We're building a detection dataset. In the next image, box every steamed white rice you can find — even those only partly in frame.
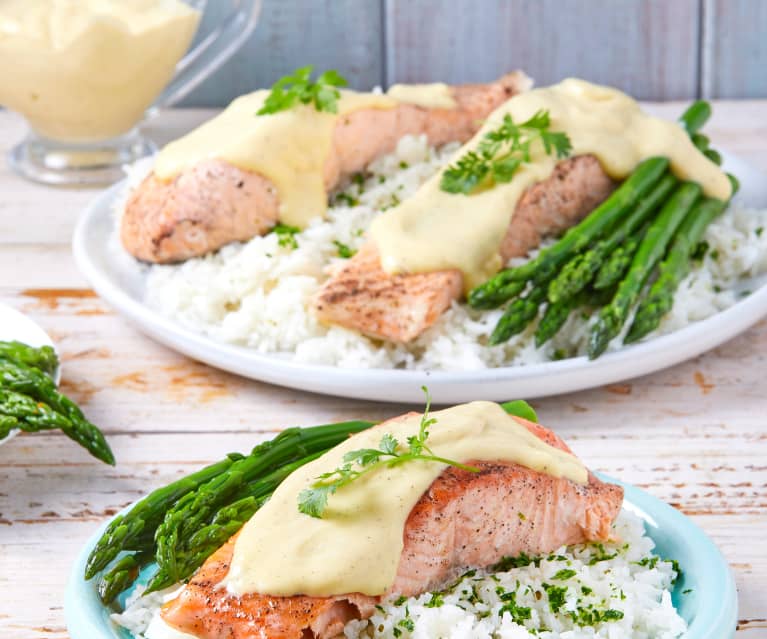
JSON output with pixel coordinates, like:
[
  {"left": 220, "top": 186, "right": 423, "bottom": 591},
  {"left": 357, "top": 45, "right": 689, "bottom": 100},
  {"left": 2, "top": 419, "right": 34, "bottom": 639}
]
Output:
[
  {"left": 124, "top": 135, "right": 767, "bottom": 370},
  {"left": 112, "top": 509, "right": 688, "bottom": 639}
]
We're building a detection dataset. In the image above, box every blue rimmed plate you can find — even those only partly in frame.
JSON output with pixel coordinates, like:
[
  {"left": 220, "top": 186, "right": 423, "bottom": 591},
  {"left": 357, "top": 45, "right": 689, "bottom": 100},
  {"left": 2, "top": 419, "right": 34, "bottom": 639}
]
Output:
[{"left": 65, "top": 474, "right": 737, "bottom": 638}]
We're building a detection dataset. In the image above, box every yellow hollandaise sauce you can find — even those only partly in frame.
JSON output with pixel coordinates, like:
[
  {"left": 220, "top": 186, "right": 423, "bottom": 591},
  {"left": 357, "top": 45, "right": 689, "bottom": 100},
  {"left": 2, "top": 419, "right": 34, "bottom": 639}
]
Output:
[
  {"left": 0, "top": 0, "right": 200, "bottom": 142},
  {"left": 154, "top": 90, "right": 399, "bottom": 227},
  {"left": 369, "top": 78, "right": 731, "bottom": 292},
  {"left": 387, "top": 82, "right": 457, "bottom": 109},
  {"left": 223, "top": 401, "right": 587, "bottom": 598}
]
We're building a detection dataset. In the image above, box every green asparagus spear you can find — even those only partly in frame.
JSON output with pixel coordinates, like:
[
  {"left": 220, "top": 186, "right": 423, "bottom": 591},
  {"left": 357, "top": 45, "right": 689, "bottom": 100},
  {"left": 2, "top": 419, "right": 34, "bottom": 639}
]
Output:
[
  {"left": 548, "top": 173, "right": 678, "bottom": 303},
  {"left": 488, "top": 287, "right": 547, "bottom": 345},
  {"left": 546, "top": 100, "right": 711, "bottom": 305},
  {"left": 97, "top": 552, "right": 152, "bottom": 605},
  {"left": 704, "top": 149, "right": 723, "bottom": 166},
  {"left": 0, "top": 415, "right": 18, "bottom": 439},
  {"left": 588, "top": 182, "right": 702, "bottom": 359},
  {"left": 90, "top": 400, "right": 539, "bottom": 599},
  {"left": 625, "top": 175, "right": 739, "bottom": 343},
  {"left": 85, "top": 421, "right": 373, "bottom": 579},
  {"left": 469, "top": 280, "right": 526, "bottom": 311},
  {"left": 679, "top": 100, "right": 712, "bottom": 136},
  {"left": 147, "top": 452, "right": 325, "bottom": 593},
  {"left": 148, "top": 425, "right": 373, "bottom": 590},
  {"left": 467, "top": 157, "right": 670, "bottom": 309},
  {"left": 85, "top": 454, "right": 240, "bottom": 579},
  {"left": 691, "top": 133, "right": 710, "bottom": 152},
  {"left": 534, "top": 298, "right": 574, "bottom": 347},
  {"left": 0, "top": 340, "right": 58, "bottom": 377},
  {"left": 0, "top": 357, "right": 114, "bottom": 465},
  {"left": 0, "top": 388, "right": 73, "bottom": 430},
  {"left": 593, "top": 230, "right": 643, "bottom": 290},
  {"left": 535, "top": 287, "right": 615, "bottom": 347}
]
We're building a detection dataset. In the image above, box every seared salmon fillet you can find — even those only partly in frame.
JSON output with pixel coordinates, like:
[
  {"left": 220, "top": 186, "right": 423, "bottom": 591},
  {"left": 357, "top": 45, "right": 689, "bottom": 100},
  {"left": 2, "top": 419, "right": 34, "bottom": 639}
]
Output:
[
  {"left": 314, "top": 154, "right": 615, "bottom": 342},
  {"left": 121, "top": 72, "right": 532, "bottom": 263},
  {"left": 160, "top": 416, "right": 623, "bottom": 639}
]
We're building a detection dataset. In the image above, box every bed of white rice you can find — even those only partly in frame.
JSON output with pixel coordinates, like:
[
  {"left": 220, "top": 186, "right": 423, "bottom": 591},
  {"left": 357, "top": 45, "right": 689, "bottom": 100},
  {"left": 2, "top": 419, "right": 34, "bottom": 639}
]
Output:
[
  {"left": 126, "top": 135, "right": 767, "bottom": 370},
  {"left": 112, "top": 509, "right": 687, "bottom": 639}
]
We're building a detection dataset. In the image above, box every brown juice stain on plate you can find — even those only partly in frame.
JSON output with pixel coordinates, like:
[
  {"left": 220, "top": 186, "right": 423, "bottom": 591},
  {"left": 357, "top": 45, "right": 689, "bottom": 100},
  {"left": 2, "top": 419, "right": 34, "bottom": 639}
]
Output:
[{"left": 693, "top": 371, "right": 714, "bottom": 395}]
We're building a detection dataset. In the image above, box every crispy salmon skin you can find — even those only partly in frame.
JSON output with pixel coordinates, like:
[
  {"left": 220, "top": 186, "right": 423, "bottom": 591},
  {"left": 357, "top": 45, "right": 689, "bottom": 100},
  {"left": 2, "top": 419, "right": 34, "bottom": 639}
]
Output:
[{"left": 161, "top": 416, "right": 622, "bottom": 639}]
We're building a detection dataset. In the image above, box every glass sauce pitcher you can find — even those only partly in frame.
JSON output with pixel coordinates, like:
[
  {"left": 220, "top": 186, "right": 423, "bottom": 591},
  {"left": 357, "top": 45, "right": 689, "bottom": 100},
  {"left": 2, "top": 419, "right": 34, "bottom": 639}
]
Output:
[{"left": 0, "top": 0, "right": 262, "bottom": 186}]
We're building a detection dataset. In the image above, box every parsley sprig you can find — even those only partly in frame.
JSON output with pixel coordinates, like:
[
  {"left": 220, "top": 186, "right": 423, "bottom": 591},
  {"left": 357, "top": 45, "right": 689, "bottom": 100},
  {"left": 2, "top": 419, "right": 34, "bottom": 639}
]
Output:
[
  {"left": 297, "top": 387, "right": 479, "bottom": 518},
  {"left": 440, "top": 110, "right": 572, "bottom": 195},
  {"left": 270, "top": 223, "right": 300, "bottom": 249},
  {"left": 257, "top": 65, "right": 348, "bottom": 115}
]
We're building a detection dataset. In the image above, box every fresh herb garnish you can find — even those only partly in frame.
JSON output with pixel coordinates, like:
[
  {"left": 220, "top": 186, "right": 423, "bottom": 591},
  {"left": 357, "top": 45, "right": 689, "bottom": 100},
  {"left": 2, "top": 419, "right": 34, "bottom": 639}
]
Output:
[
  {"left": 568, "top": 606, "right": 625, "bottom": 626},
  {"left": 333, "top": 240, "right": 357, "bottom": 259},
  {"left": 334, "top": 192, "right": 359, "bottom": 207},
  {"left": 497, "top": 589, "right": 532, "bottom": 623},
  {"left": 271, "top": 223, "right": 300, "bottom": 249},
  {"left": 552, "top": 568, "right": 577, "bottom": 580},
  {"left": 587, "top": 543, "right": 618, "bottom": 565},
  {"left": 668, "top": 558, "right": 682, "bottom": 584},
  {"left": 424, "top": 592, "right": 444, "bottom": 608},
  {"left": 440, "top": 110, "right": 572, "bottom": 195},
  {"left": 634, "top": 556, "right": 659, "bottom": 569},
  {"left": 493, "top": 552, "right": 541, "bottom": 572},
  {"left": 382, "top": 192, "right": 401, "bottom": 211},
  {"left": 257, "top": 65, "right": 347, "bottom": 116},
  {"left": 542, "top": 583, "right": 568, "bottom": 613},
  {"left": 691, "top": 240, "right": 709, "bottom": 261},
  {"left": 297, "top": 387, "right": 479, "bottom": 518}
]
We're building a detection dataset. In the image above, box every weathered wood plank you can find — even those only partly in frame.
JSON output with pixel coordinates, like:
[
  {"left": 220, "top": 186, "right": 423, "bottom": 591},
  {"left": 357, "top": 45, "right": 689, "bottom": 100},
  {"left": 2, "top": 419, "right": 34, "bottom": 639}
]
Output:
[
  {"left": 181, "top": 0, "right": 385, "bottom": 107},
  {"left": 384, "top": 0, "right": 700, "bottom": 100},
  {"left": 702, "top": 0, "right": 767, "bottom": 98}
]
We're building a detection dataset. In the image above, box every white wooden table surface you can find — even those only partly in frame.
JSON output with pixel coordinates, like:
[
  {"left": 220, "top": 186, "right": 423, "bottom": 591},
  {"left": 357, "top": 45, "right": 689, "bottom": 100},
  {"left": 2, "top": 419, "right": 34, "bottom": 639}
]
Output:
[{"left": 0, "top": 104, "right": 766, "bottom": 638}]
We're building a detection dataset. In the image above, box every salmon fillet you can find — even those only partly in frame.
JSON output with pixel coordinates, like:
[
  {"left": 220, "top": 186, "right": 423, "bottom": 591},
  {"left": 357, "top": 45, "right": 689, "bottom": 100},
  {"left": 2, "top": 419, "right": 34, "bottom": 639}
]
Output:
[
  {"left": 314, "top": 154, "right": 615, "bottom": 342},
  {"left": 121, "top": 72, "right": 532, "bottom": 263},
  {"left": 160, "top": 416, "right": 623, "bottom": 639}
]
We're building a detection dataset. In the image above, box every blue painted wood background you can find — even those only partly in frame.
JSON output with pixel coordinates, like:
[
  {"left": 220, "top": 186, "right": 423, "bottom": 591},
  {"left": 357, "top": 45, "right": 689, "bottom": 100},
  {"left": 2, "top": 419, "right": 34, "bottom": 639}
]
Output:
[{"left": 181, "top": 0, "right": 767, "bottom": 107}]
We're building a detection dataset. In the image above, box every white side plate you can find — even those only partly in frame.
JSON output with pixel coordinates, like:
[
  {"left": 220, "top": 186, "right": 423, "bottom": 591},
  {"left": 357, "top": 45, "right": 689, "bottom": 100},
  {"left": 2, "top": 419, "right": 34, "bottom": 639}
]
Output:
[
  {"left": 72, "top": 151, "right": 767, "bottom": 404},
  {"left": 0, "top": 303, "right": 59, "bottom": 444}
]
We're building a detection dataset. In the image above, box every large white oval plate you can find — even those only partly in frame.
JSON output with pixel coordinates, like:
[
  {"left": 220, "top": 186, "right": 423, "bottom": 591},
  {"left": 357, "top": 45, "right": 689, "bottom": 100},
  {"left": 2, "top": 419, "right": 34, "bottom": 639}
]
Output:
[{"left": 73, "top": 151, "right": 767, "bottom": 403}]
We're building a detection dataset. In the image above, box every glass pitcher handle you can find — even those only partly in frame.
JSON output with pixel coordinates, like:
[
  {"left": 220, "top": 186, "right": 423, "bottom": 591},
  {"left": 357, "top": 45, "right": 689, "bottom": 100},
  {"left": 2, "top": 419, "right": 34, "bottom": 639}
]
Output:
[{"left": 151, "top": 0, "right": 263, "bottom": 111}]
